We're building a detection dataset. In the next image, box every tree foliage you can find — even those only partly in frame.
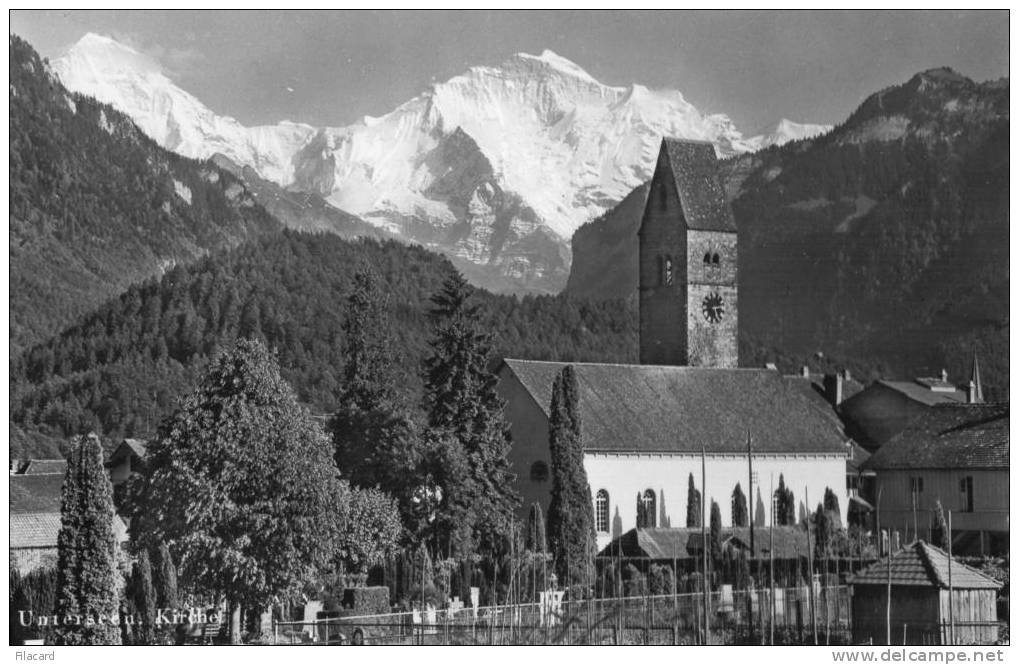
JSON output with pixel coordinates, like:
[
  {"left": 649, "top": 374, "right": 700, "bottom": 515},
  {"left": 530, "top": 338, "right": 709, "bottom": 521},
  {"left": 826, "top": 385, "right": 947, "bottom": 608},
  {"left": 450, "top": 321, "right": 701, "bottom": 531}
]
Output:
[
  {"left": 931, "top": 500, "right": 950, "bottom": 551},
  {"left": 54, "top": 432, "right": 121, "bottom": 645},
  {"left": 546, "top": 365, "right": 596, "bottom": 590},
  {"left": 526, "top": 503, "right": 546, "bottom": 553},
  {"left": 774, "top": 474, "right": 796, "bottom": 526},
  {"left": 126, "top": 339, "right": 341, "bottom": 614},
  {"left": 130, "top": 550, "right": 156, "bottom": 645},
  {"left": 731, "top": 483, "right": 748, "bottom": 527},
  {"left": 335, "top": 485, "right": 403, "bottom": 574},
  {"left": 709, "top": 500, "right": 723, "bottom": 565},
  {"left": 686, "top": 473, "right": 702, "bottom": 528},
  {"left": 422, "top": 272, "right": 519, "bottom": 556}
]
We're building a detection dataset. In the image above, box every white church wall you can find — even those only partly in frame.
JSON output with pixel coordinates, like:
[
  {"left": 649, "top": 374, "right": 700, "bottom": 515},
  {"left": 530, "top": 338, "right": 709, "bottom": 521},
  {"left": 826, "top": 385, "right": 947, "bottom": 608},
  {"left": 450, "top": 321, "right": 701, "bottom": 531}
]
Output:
[{"left": 585, "top": 452, "right": 848, "bottom": 551}]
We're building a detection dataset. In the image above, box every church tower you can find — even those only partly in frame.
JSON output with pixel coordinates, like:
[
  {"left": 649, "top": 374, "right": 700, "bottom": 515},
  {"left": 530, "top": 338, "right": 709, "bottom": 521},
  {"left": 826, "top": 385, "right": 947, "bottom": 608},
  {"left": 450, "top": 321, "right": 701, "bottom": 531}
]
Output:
[{"left": 638, "top": 138, "right": 738, "bottom": 367}]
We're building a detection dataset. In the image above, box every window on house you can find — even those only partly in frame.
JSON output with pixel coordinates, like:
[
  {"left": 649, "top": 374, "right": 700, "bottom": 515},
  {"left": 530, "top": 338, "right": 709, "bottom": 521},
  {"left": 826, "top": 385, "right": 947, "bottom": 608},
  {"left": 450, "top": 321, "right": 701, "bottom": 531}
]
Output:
[
  {"left": 909, "top": 476, "right": 924, "bottom": 494},
  {"left": 664, "top": 256, "right": 674, "bottom": 286},
  {"left": 640, "top": 489, "right": 657, "bottom": 528},
  {"left": 530, "top": 461, "right": 549, "bottom": 482},
  {"left": 595, "top": 490, "right": 610, "bottom": 533},
  {"left": 960, "top": 476, "right": 974, "bottom": 513}
]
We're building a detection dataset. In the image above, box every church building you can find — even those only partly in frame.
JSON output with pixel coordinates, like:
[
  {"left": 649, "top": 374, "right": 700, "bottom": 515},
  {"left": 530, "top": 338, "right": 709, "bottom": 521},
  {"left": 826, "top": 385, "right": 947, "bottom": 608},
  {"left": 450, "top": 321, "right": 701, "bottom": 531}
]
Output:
[{"left": 496, "top": 138, "right": 850, "bottom": 550}]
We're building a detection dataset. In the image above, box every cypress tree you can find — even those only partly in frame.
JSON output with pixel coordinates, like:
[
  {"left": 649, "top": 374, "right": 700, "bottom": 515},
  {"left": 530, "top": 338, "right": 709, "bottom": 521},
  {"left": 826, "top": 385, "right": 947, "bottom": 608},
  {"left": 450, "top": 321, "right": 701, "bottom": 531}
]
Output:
[
  {"left": 755, "top": 488, "right": 767, "bottom": 527},
  {"left": 709, "top": 500, "right": 723, "bottom": 564},
  {"left": 526, "top": 503, "right": 546, "bottom": 553},
  {"left": 422, "top": 272, "right": 518, "bottom": 556},
  {"left": 775, "top": 474, "right": 796, "bottom": 526},
  {"left": 731, "top": 483, "right": 748, "bottom": 527},
  {"left": 823, "top": 486, "right": 842, "bottom": 527},
  {"left": 546, "top": 366, "right": 596, "bottom": 590},
  {"left": 932, "top": 500, "right": 950, "bottom": 550},
  {"left": 54, "top": 433, "right": 121, "bottom": 645},
  {"left": 131, "top": 550, "right": 156, "bottom": 645},
  {"left": 813, "top": 502, "right": 831, "bottom": 562},
  {"left": 686, "top": 473, "right": 702, "bottom": 528}
]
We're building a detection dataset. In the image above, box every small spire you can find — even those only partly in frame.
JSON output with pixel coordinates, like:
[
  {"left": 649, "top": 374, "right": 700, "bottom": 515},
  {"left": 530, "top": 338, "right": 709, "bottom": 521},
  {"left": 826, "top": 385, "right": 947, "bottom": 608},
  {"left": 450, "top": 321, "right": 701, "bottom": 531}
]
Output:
[{"left": 970, "top": 352, "right": 984, "bottom": 403}]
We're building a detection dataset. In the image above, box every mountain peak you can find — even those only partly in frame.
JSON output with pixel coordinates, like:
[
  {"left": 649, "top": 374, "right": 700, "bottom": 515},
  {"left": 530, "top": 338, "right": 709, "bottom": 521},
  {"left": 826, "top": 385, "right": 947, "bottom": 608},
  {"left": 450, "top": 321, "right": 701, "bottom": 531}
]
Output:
[
  {"left": 63, "top": 32, "right": 161, "bottom": 76},
  {"left": 505, "top": 49, "right": 599, "bottom": 84}
]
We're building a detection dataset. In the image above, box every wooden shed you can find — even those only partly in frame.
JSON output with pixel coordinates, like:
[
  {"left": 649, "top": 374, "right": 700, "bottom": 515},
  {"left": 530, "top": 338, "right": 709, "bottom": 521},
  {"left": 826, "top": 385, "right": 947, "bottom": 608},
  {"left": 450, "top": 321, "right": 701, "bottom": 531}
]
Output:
[{"left": 849, "top": 540, "right": 1001, "bottom": 645}]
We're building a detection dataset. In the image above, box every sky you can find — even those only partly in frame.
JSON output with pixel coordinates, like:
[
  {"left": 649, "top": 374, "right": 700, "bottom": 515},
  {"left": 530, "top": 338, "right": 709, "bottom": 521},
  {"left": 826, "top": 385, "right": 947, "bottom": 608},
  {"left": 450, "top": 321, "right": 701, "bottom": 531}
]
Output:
[{"left": 9, "top": 10, "right": 1010, "bottom": 133}]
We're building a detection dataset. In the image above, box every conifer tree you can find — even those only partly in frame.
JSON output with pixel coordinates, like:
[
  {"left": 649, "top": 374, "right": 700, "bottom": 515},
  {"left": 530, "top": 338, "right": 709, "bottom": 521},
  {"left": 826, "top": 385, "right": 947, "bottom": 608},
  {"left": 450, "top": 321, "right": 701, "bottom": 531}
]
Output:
[
  {"left": 686, "top": 473, "right": 702, "bottom": 528},
  {"left": 775, "top": 474, "right": 796, "bottom": 526},
  {"left": 931, "top": 500, "right": 950, "bottom": 550},
  {"left": 131, "top": 550, "right": 156, "bottom": 645},
  {"left": 823, "top": 486, "right": 842, "bottom": 527},
  {"left": 54, "top": 433, "right": 121, "bottom": 645},
  {"left": 709, "top": 500, "right": 723, "bottom": 564},
  {"left": 755, "top": 488, "right": 767, "bottom": 527},
  {"left": 546, "top": 366, "right": 596, "bottom": 590},
  {"left": 422, "top": 272, "right": 518, "bottom": 556},
  {"left": 731, "top": 483, "right": 748, "bottom": 527},
  {"left": 813, "top": 502, "right": 832, "bottom": 562},
  {"left": 526, "top": 503, "right": 546, "bottom": 553}
]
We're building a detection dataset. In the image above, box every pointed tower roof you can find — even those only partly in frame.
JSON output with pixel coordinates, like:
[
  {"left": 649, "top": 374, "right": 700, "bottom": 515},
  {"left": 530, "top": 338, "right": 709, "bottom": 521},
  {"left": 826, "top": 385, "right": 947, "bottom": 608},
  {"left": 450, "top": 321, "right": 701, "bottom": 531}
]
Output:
[
  {"left": 659, "top": 138, "right": 737, "bottom": 232},
  {"left": 970, "top": 352, "right": 984, "bottom": 403}
]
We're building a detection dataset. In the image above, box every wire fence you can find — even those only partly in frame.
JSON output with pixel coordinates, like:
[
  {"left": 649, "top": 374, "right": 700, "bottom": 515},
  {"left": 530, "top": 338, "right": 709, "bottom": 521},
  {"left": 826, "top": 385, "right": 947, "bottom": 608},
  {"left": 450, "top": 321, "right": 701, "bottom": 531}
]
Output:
[{"left": 273, "top": 585, "right": 853, "bottom": 645}]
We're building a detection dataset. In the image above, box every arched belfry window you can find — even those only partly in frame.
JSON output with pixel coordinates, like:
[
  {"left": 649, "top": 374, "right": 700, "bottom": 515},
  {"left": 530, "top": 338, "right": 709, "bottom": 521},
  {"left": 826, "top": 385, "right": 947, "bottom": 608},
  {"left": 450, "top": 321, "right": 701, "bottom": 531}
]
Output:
[
  {"left": 712, "top": 253, "right": 720, "bottom": 265},
  {"left": 663, "top": 256, "right": 674, "bottom": 286},
  {"left": 595, "top": 490, "right": 610, "bottom": 533},
  {"left": 640, "top": 489, "right": 657, "bottom": 528},
  {"left": 703, "top": 252, "right": 712, "bottom": 264}
]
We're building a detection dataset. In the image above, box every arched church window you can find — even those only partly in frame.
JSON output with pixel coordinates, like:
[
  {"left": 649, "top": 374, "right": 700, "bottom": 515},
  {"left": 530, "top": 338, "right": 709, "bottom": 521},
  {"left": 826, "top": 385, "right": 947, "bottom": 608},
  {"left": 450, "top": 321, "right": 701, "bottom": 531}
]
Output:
[
  {"left": 595, "top": 490, "right": 610, "bottom": 533},
  {"left": 712, "top": 253, "right": 720, "bottom": 265},
  {"left": 640, "top": 489, "right": 657, "bottom": 528},
  {"left": 664, "top": 256, "right": 674, "bottom": 286},
  {"left": 703, "top": 252, "right": 712, "bottom": 264},
  {"left": 530, "top": 461, "right": 549, "bottom": 482}
]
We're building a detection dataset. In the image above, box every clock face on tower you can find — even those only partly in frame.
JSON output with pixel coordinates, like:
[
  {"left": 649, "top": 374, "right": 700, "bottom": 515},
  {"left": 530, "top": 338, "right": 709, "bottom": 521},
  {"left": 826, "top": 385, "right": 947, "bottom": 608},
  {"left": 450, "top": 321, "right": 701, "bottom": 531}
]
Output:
[{"left": 701, "top": 292, "right": 725, "bottom": 323}]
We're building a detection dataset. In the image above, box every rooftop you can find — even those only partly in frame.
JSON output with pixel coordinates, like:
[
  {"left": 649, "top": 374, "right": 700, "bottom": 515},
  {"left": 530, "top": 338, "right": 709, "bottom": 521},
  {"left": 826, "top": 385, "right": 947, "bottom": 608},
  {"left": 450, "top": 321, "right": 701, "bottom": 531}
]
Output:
[
  {"left": 850, "top": 540, "right": 1001, "bottom": 589},
  {"left": 500, "top": 359, "right": 847, "bottom": 455},
  {"left": 599, "top": 526, "right": 810, "bottom": 560},
  {"left": 864, "top": 403, "right": 1008, "bottom": 470},
  {"left": 662, "top": 138, "right": 737, "bottom": 233}
]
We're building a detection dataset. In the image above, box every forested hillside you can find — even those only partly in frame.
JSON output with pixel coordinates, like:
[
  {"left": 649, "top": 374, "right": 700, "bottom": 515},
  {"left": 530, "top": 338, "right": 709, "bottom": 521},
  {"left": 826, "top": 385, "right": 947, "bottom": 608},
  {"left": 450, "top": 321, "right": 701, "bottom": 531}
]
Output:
[
  {"left": 9, "top": 35, "right": 280, "bottom": 353},
  {"left": 567, "top": 68, "right": 1009, "bottom": 397},
  {"left": 11, "top": 232, "right": 636, "bottom": 456}
]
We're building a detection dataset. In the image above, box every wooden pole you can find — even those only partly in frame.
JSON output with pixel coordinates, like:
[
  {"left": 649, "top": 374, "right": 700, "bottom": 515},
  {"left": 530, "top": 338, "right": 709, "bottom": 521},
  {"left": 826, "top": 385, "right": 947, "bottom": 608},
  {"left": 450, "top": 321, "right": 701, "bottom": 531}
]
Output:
[
  {"left": 805, "top": 486, "right": 817, "bottom": 645},
  {"left": 770, "top": 473, "right": 776, "bottom": 646},
  {"left": 701, "top": 446, "right": 710, "bottom": 645},
  {"left": 947, "top": 511, "right": 955, "bottom": 646},
  {"left": 746, "top": 430, "right": 755, "bottom": 643}
]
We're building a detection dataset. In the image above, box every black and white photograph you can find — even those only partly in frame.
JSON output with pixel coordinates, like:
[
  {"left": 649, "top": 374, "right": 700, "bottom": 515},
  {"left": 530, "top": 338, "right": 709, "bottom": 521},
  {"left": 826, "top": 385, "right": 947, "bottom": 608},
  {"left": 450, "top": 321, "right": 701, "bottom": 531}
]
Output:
[{"left": 6, "top": 9, "right": 1010, "bottom": 655}]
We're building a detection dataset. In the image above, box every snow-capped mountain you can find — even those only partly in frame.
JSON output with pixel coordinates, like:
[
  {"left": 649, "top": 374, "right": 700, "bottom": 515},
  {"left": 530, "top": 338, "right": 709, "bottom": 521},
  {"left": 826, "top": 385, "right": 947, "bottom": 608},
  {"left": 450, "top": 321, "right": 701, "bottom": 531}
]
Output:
[
  {"left": 53, "top": 33, "right": 824, "bottom": 293},
  {"left": 744, "top": 118, "right": 832, "bottom": 150}
]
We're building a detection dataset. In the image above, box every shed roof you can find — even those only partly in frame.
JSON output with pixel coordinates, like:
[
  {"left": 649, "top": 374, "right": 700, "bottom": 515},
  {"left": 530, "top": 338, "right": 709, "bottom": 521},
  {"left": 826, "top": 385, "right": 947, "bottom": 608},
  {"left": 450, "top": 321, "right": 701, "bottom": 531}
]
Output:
[
  {"left": 20, "top": 459, "right": 67, "bottom": 475},
  {"left": 661, "top": 138, "right": 736, "bottom": 233},
  {"left": 850, "top": 541, "right": 1001, "bottom": 590},
  {"left": 10, "top": 474, "right": 64, "bottom": 513},
  {"left": 864, "top": 403, "right": 1008, "bottom": 470},
  {"left": 109, "top": 438, "right": 148, "bottom": 465},
  {"left": 499, "top": 359, "right": 847, "bottom": 455},
  {"left": 599, "top": 526, "right": 810, "bottom": 560}
]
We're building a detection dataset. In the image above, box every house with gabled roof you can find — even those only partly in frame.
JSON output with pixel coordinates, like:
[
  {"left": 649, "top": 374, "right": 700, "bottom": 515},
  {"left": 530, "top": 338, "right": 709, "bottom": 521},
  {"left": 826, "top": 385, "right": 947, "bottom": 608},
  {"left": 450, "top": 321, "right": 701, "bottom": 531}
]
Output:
[
  {"left": 863, "top": 403, "right": 1008, "bottom": 556},
  {"left": 850, "top": 540, "right": 1001, "bottom": 645},
  {"left": 496, "top": 139, "right": 850, "bottom": 551}
]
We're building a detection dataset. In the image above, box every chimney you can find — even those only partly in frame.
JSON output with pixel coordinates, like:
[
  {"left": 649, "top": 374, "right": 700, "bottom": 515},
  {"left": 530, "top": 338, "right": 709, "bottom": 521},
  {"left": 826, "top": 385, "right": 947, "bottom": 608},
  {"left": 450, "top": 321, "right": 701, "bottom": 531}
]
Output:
[
  {"left": 843, "top": 368, "right": 851, "bottom": 383},
  {"left": 966, "top": 380, "right": 978, "bottom": 404},
  {"left": 824, "top": 371, "right": 845, "bottom": 407},
  {"left": 801, "top": 365, "right": 810, "bottom": 378}
]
